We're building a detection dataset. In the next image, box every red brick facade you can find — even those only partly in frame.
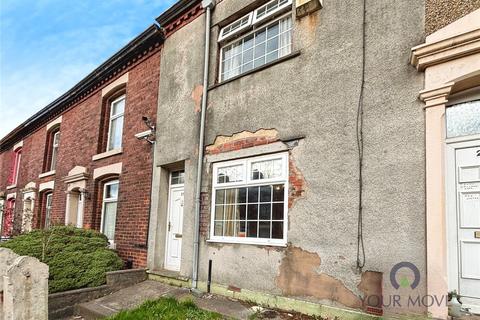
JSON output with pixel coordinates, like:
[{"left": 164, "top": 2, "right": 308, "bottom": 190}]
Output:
[
  {"left": 205, "top": 135, "right": 279, "bottom": 155},
  {"left": 0, "top": 46, "right": 161, "bottom": 268},
  {"left": 0, "top": 1, "right": 206, "bottom": 269}
]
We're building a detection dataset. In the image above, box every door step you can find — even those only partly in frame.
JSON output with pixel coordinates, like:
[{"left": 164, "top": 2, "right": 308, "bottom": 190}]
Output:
[
  {"left": 147, "top": 269, "right": 191, "bottom": 287},
  {"left": 74, "top": 301, "right": 116, "bottom": 320}
]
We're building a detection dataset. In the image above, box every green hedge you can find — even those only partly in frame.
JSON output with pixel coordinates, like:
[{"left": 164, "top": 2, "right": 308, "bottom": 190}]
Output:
[{"left": 0, "top": 226, "right": 123, "bottom": 293}]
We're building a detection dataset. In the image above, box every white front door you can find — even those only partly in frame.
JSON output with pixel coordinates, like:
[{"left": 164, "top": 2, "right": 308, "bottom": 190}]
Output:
[
  {"left": 449, "top": 142, "right": 480, "bottom": 313},
  {"left": 76, "top": 192, "right": 84, "bottom": 228},
  {"left": 165, "top": 186, "right": 184, "bottom": 271}
]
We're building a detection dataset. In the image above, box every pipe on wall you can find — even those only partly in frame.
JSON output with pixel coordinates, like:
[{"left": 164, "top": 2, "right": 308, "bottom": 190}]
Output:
[{"left": 192, "top": 0, "right": 215, "bottom": 290}]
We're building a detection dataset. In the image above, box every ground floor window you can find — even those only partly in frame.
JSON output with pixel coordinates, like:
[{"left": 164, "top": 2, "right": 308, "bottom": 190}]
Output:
[
  {"left": 44, "top": 193, "right": 53, "bottom": 229},
  {"left": 210, "top": 152, "right": 288, "bottom": 245},
  {"left": 101, "top": 180, "right": 119, "bottom": 243}
]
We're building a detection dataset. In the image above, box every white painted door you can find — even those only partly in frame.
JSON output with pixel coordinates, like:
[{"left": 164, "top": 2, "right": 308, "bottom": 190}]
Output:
[
  {"left": 454, "top": 144, "right": 480, "bottom": 313},
  {"left": 76, "top": 192, "right": 84, "bottom": 228},
  {"left": 165, "top": 187, "right": 184, "bottom": 271}
]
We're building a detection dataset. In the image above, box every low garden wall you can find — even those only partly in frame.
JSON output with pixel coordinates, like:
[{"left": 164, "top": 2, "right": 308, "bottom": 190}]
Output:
[
  {"left": 0, "top": 248, "right": 49, "bottom": 320},
  {"left": 49, "top": 268, "right": 147, "bottom": 319}
]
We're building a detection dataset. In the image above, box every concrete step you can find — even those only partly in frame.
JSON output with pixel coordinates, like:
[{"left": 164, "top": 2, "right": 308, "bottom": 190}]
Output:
[{"left": 74, "top": 301, "right": 116, "bottom": 320}]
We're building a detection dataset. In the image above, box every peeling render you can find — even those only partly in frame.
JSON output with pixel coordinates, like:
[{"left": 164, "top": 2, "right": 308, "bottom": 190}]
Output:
[
  {"left": 276, "top": 246, "right": 363, "bottom": 310},
  {"left": 191, "top": 84, "right": 204, "bottom": 113},
  {"left": 358, "top": 270, "right": 383, "bottom": 313},
  {"left": 205, "top": 129, "right": 279, "bottom": 154},
  {"left": 152, "top": 0, "right": 427, "bottom": 317},
  {"left": 288, "top": 155, "right": 306, "bottom": 209}
]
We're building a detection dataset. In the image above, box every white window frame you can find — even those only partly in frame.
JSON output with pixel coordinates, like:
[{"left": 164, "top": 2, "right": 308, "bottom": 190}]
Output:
[
  {"left": 12, "top": 148, "right": 22, "bottom": 185},
  {"left": 50, "top": 131, "right": 60, "bottom": 171},
  {"left": 170, "top": 170, "right": 185, "bottom": 186},
  {"left": 213, "top": 158, "right": 247, "bottom": 188},
  {"left": 44, "top": 193, "right": 53, "bottom": 229},
  {"left": 252, "top": 0, "right": 292, "bottom": 25},
  {"left": 218, "top": 13, "right": 293, "bottom": 82},
  {"left": 218, "top": 12, "right": 253, "bottom": 42},
  {"left": 106, "top": 95, "right": 126, "bottom": 152},
  {"left": 209, "top": 152, "right": 288, "bottom": 246},
  {"left": 100, "top": 180, "right": 119, "bottom": 245}
]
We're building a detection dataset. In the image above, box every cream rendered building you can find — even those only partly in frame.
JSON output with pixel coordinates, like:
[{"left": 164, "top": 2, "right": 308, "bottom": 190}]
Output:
[{"left": 411, "top": 8, "right": 480, "bottom": 319}]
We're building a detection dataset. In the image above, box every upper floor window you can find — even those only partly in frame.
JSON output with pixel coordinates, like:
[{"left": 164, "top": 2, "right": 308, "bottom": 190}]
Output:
[
  {"left": 44, "top": 128, "right": 60, "bottom": 172},
  {"left": 210, "top": 152, "right": 288, "bottom": 246},
  {"left": 50, "top": 131, "right": 60, "bottom": 170},
  {"left": 107, "top": 95, "right": 125, "bottom": 151},
  {"left": 218, "top": 0, "right": 293, "bottom": 82},
  {"left": 8, "top": 147, "right": 22, "bottom": 185},
  {"left": 253, "top": 0, "right": 292, "bottom": 24},
  {"left": 218, "top": 13, "right": 253, "bottom": 42}
]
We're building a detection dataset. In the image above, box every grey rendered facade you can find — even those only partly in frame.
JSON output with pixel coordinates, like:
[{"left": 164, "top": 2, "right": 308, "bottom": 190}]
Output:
[{"left": 147, "top": 0, "right": 427, "bottom": 317}]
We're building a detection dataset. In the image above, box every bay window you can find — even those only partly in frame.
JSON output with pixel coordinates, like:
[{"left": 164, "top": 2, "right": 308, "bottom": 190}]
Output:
[
  {"left": 107, "top": 95, "right": 125, "bottom": 151},
  {"left": 219, "top": 0, "right": 293, "bottom": 82},
  {"left": 101, "top": 180, "right": 119, "bottom": 244},
  {"left": 210, "top": 153, "right": 288, "bottom": 245}
]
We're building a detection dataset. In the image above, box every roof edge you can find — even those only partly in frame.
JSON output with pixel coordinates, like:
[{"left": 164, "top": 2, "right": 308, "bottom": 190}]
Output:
[
  {"left": 0, "top": 24, "right": 164, "bottom": 151},
  {"left": 156, "top": 0, "right": 201, "bottom": 26}
]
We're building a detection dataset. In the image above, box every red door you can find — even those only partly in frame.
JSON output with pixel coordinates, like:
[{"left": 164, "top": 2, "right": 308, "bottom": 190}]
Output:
[{"left": 2, "top": 199, "right": 15, "bottom": 238}]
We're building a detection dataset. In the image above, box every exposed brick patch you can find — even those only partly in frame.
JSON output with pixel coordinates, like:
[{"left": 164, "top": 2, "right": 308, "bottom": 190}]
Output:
[
  {"left": 288, "top": 155, "right": 306, "bottom": 209},
  {"left": 358, "top": 271, "right": 383, "bottom": 315},
  {"left": 205, "top": 129, "right": 279, "bottom": 155},
  {"left": 199, "top": 192, "right": 210, "bottom": 237}
]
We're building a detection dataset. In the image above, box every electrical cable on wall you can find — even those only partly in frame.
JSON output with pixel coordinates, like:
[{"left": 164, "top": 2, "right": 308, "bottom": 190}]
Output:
[{"left": 356, "top": 0, "right": 367, "bottom": 273}]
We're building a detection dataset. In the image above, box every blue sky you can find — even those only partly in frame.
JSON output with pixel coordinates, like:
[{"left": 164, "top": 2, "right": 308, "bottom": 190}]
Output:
[{"left": 0, "top": 0, "right": 176, "bottom": 139}]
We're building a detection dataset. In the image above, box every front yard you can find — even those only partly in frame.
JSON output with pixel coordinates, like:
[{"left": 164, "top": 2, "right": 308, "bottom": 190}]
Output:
[
  {"left": 0, "top": 226, "right": 123, "bottom": 293},
  {"left": 106, "top": 297, "right": 224, "bottom": 320}
]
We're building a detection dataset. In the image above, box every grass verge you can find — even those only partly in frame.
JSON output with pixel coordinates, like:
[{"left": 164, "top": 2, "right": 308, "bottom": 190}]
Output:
[{"left": 106, "top": 297, "right": 225, "bottom": 320}]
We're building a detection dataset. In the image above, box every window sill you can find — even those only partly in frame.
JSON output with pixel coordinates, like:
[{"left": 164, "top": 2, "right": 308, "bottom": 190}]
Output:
[
  {"left": 206, "top": 238, "right": 287, "bottom": 247},
  {"left": 208, "top": 50, "right": 301, "bottom": 91},
  {"left": 6, "top": 184, "right": 16, "bottom": 190},
  {"left": 39, "top": 170, "right": 55, "bottom": 178},
  {"left": 92, "top": 148, "right": 122, "bottom": 161}
]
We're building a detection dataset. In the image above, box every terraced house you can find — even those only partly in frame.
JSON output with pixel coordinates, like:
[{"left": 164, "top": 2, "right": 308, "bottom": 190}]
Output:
[
  {"left": 0, "top": 25, "right": 165, "bottom": 267},
  {"left": 1, "top": 0, "right": 480, "bottom": 319}
]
